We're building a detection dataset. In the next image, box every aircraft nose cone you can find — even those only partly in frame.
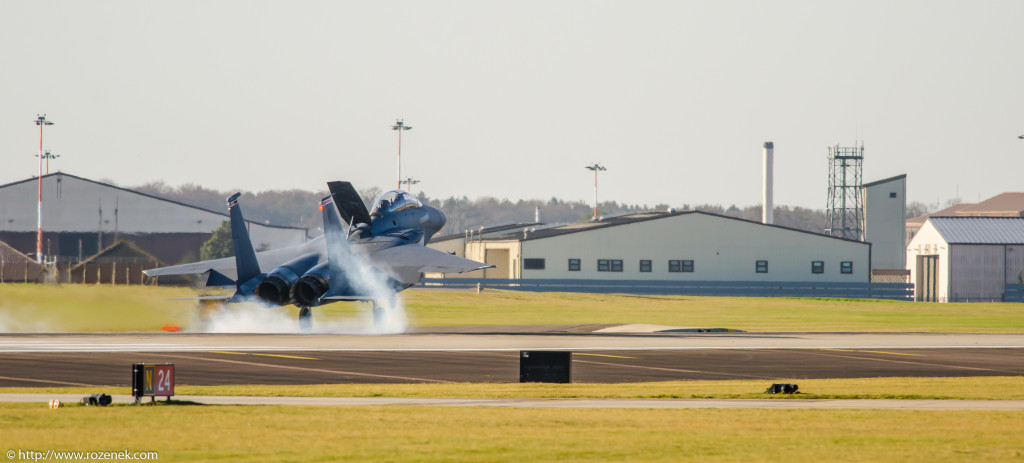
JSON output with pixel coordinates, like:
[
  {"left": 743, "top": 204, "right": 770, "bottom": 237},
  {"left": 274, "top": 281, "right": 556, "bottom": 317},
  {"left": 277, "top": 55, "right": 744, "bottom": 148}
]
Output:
[{"left": 434, "top": 208, "right": 447, "bottom": 229}]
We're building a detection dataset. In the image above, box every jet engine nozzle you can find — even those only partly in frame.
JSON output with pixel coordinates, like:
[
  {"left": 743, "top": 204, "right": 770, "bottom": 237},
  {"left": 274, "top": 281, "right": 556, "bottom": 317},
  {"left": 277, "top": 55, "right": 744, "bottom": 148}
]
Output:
[
  {"left": 253, "top": 253, "right": 320, "bottom": 306},
  {"left": 254, "top": 275, "right": 292, "bottom": 306},
  {"left": 291, "top": 263, "right": 331, "bottom": 308}
]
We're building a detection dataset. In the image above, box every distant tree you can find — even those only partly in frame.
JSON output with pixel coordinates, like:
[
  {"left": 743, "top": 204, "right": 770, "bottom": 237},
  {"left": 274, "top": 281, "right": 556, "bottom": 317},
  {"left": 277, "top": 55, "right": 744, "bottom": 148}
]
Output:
[
  {"left": 906, "top": 201, "right": 932, "bottom": 219},
  {"left": 359, "top": 186, "right": 383, "bottom": 212},
  {"left": 200, "top": 220, "right": 233, "bottom": 261},
  {"left": 906, "top": 198, "right": 963, "bottom": 219},
  {"left": 128, "top": 180, "right": 874, "bottom": 239}
]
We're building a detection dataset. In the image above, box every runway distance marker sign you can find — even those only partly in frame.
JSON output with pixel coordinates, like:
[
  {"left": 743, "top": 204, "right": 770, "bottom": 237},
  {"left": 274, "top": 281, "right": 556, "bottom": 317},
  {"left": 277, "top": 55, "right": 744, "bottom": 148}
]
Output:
[{"left": 132, "top": 363, "right": 174, "bottom": 401}]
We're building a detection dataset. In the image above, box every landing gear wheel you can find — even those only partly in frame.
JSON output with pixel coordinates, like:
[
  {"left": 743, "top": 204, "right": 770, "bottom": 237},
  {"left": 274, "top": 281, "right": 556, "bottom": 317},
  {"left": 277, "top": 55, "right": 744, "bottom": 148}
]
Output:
[
  {"left": 372, "top": 301, "right": 386, "bottom": 333},
  {"left": 298, "top": 307, "right": 312, "bottom": 333}
]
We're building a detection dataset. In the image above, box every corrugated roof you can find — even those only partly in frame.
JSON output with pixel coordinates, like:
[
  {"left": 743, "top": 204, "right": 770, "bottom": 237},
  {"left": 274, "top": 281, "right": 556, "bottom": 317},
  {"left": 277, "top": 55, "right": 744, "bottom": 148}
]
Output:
[
  {"left": 486, "top": 211, "right": 690, "bottom": 241},
  {"left": 0, "top": 172, "right": 309, "bottom": 233},
  {"left": 483, "top": 210, "right": 865, "bottom": 244},
  {"left": 929, "top": 217, "right": 1024, "bottom": 244},
  {"left": 430, "top": 222, "right": 541, "bottom": 243}
]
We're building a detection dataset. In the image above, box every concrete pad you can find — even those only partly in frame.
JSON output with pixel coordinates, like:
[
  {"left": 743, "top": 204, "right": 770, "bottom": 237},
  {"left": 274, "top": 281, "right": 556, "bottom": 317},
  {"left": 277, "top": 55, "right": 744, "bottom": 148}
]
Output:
[{"left": 594, "top": 324, "right": 684, "bottom": 333}]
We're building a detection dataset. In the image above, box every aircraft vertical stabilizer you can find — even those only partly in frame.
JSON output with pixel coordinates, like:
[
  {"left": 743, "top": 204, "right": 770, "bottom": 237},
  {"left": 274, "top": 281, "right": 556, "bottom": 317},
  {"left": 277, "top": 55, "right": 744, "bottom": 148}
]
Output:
[
  {"left": 319, "top": 195, "right": 349, "bottom": 296},
  {"left": 228, "top": 193, "right": 262, "bottom": 291}
]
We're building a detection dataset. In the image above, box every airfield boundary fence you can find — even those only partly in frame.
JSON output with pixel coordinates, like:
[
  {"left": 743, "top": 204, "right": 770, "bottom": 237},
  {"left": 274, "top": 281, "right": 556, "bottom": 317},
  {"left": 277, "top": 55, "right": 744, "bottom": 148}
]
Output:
[
  {"left": 1002, "top": 284, "right": 1024, "bottom": 303},
  {"left": 420, "top": 278, "right": 915, "bottom": 300}
]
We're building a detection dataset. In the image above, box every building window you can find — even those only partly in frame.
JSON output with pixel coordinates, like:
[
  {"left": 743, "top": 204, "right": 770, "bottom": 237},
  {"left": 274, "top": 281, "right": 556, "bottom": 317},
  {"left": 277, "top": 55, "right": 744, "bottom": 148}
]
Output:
[
  {"left": 568, "top": 259, "right": 581, "bottom": 272},
  {"left": 811, "top": 261, "right": 824, "bottom": 274},
  {"left": 756, "top": 260, "right": 768, "bottom": 273},
  {"left": 523, "top": 258, "right": 545, "bottom": 270},
  {"left": 841, "top": 261, "right": 853, "bottom": 274},
  {"left": 639, "top": 260, "right": 652, "bottom": 272},
  {"left": 889, "top": 192, "right": 897, "bottom": 198},
  {"left": 669, "top": 260, "right": 694, "bottom": 272},
  {"left": 598, "top": 259, "right": 623, "bottom": 272}
]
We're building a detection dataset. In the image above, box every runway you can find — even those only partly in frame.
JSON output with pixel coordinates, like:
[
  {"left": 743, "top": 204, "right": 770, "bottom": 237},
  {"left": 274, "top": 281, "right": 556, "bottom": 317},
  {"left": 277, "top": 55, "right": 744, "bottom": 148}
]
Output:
[{"left": 1, "top": 327, "right": 1022, "bottom": 387}]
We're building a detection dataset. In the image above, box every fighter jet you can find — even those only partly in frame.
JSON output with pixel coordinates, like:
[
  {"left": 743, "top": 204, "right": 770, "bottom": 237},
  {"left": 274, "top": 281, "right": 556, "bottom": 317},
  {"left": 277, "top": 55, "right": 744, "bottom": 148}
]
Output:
[{"left": 143, "top": 181, "right": 491, "bottom": 330}]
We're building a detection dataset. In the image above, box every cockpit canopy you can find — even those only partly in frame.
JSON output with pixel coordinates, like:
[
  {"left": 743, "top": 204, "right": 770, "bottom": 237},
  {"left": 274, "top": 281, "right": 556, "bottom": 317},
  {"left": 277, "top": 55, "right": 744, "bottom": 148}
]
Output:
[{"left": 370, "top": 190, "right": 422, "bottom": 217}]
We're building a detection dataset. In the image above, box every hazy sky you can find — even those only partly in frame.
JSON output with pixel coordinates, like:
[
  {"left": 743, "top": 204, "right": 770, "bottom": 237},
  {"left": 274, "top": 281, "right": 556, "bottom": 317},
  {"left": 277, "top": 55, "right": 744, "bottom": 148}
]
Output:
[{"left": 2, "top": 1, "right": 1022, "bottom": 210}]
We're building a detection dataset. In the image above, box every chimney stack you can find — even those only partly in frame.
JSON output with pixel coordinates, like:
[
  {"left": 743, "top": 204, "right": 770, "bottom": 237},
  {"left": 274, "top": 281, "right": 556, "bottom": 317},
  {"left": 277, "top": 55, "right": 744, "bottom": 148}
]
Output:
[{"left": 762, "top": 141, "right": 774, "bottom": 225}]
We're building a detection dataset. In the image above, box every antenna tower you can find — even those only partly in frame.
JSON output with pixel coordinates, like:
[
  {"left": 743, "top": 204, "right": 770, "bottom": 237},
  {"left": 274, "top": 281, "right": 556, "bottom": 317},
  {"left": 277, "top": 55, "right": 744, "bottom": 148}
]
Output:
[{"left": 825, "top": 144, "right": 864, "bottom": 240}]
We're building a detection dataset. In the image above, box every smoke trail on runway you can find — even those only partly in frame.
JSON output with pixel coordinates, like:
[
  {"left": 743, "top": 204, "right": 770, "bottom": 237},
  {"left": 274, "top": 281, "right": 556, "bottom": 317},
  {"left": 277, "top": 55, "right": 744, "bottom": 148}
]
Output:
[
  {"left": 197, "top": 193, "right": 411, "bottom": 335},
  {"left": 0, "top": 305, "right": 57, "bottom": 333},
  {"left": 320, "top": 205, "right": 409, "bottom": 335},
  {"left": 192, "top": 297, "right": 407, "bottom": 335}
]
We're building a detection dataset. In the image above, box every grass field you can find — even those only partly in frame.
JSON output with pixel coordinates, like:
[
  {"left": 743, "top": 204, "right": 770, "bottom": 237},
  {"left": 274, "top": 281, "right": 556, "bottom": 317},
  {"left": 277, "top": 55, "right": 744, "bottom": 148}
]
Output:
[
  {"left": 3, "top": 284, "right": 1023, "bottom": 461},
  {"left": 2, "top": 283, "right": 1024, "bottom": 332},
  {"left": 3, "top": 402, "right": 1022, "bottom": 462},
  {"left": 3, "top": 376, "right": 1024, "bottom": 400}
]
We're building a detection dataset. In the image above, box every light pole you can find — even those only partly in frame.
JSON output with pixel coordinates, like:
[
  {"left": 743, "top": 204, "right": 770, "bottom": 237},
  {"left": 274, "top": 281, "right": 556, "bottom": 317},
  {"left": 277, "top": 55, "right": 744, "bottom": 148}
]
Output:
[
  {"left": 585, "top": 163, "right": 607, "bottom": 220},
  {"left": 42, "top": 150, "right": 60, "bottom": 175},
  {"left": 34, "top": 114, "right": 54, "bottom": 263},
  {"left": 392, "top": 119, "right": 412, "bottom": 189},
  {"left": 401, "top": 176, "right": 420, "bottom": 194}
]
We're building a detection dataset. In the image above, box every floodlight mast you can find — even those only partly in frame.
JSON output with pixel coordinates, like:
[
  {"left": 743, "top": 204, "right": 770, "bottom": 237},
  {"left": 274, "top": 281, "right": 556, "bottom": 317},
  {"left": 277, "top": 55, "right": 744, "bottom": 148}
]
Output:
[
  {"left": 401, "top": 176, "right": 420, "bottom": 194},
  {"left": 34, "top": 114, "right": 54, "bottom": 264},
  {"left": 43, "top": 150, "right": 60, "bottom": 175},
  {"left": 585, "top": 163, "right": 607, "bottom": 220},
  {"left": 392, "top": 119, "right": 412, "bottom": 190}
]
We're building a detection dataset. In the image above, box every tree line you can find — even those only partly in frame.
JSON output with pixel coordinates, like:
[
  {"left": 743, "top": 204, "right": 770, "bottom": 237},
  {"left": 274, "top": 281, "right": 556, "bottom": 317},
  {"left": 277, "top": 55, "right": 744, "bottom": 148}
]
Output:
[{"left": 128, "top": 180, "right": 950, "bottom": 239}]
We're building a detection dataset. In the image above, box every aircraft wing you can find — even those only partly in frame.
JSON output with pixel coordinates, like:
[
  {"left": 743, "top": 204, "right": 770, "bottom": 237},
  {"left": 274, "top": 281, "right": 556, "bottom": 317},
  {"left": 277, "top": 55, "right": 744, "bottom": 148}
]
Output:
[
  {"left": 371, "top": 244, "right": 493, "bottom": 274},
  {"left": 143, "top": 239, "right": 325, "bottom": 282}
]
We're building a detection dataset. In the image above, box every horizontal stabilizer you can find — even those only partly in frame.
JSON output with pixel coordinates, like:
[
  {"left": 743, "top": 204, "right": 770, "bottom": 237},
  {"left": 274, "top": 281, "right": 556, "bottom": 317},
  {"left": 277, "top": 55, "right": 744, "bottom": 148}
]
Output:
[
  {"left": 328, "top": 181, "right": 372, "bottom": 226},
  {"left": 144, "top": 256, "right": 235, "bottom": 277},
  {"left": 206, "top": 269, "right": 236, "bottom": 287}
]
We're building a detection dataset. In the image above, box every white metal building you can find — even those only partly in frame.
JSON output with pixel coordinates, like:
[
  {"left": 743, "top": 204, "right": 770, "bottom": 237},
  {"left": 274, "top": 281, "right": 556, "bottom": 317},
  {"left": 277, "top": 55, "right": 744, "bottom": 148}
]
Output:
[
  {"left": 906, "top": 216, "right": 1024, "bottom": 302},
  {"left": 862, "top": 174, "right": 906, "bottom": 271},
  {"left": 0, "top": 172, "right": 308, "bottom": 264},
  {"left": 434, "top": 211, "right": 870, "bottom": 282}
]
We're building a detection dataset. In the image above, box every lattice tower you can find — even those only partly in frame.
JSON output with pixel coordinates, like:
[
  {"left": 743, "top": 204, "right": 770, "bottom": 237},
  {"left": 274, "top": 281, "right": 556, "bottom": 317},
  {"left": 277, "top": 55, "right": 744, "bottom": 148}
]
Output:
[{"left": 825, "top": 144, "right": 864, "bottom": 240}]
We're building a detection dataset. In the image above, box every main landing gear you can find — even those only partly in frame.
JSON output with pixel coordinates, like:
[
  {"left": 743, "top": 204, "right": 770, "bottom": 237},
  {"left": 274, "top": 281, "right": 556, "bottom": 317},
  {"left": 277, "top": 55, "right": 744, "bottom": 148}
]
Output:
[
  {"left": 298, "top": 307, "right": 312, "bottom": 333},
  {"left": 371, "top": 294, "right": 398, "bottom": 333},
  {"left": 372, "top": 300, "right": 385, "bottom": 333}
]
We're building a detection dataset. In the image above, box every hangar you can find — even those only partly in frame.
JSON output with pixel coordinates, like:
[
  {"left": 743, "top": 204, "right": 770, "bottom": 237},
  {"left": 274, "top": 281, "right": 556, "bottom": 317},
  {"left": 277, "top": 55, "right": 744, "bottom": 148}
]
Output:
[
  {"left": 429, "top": 211, "right": 870, "bottom": 282},
  {"left": 907, "top": 216, "right": 1024, "bottom": 302},
  {"left": 0, "top": 172, "right": 309, "bottom": 269},
  {"left": 906, "top": 192, "right": 1024, "bottom": 243}
]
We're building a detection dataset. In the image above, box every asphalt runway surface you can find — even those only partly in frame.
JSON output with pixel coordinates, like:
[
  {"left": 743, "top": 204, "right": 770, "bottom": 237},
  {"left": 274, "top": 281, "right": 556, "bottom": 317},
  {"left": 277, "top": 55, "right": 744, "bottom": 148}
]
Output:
[{"left": 1, "top": 326, "right": 1023, "bottom": 387}]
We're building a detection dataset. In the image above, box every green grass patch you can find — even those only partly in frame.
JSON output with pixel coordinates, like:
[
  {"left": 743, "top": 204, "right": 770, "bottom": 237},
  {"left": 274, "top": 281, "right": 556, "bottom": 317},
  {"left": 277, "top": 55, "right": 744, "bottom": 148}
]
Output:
[
  {"left": 0, "top": 284, "right": 199, "bottom": 332},
  {"left": 2, "top": 402, "right": 1022, "bottom": 462},
  {"left": 5, "top": 376, "right": 1024, "bottom": 400},
  {"left": 2, "top": 283, "right": 1024, "bottom": 332}
]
